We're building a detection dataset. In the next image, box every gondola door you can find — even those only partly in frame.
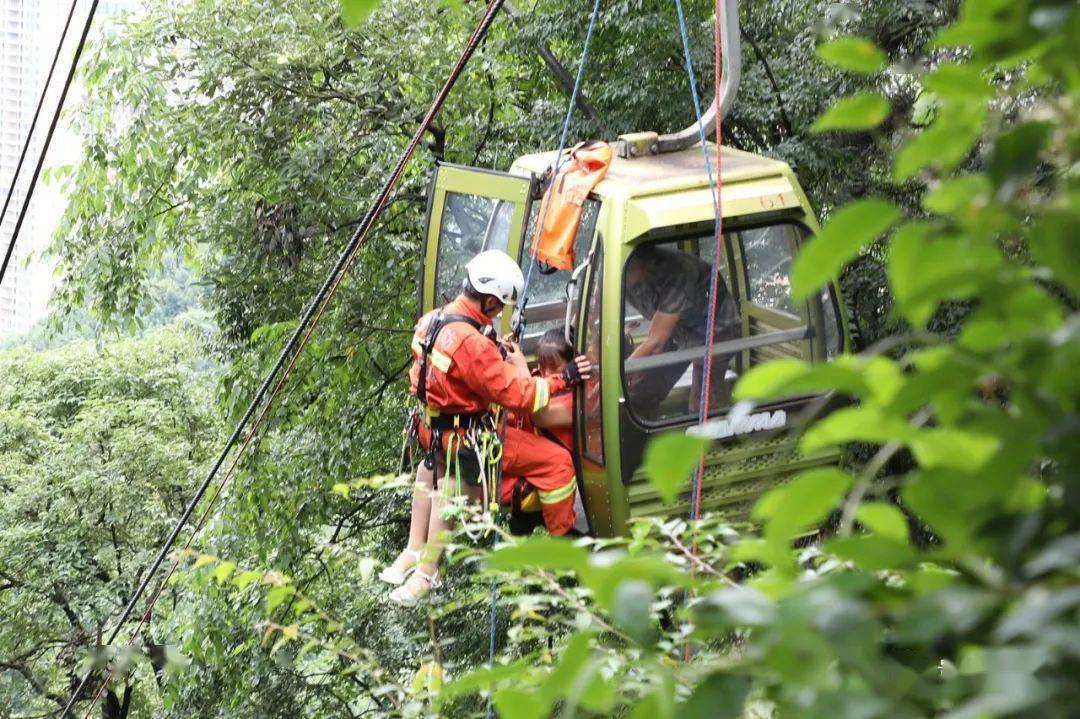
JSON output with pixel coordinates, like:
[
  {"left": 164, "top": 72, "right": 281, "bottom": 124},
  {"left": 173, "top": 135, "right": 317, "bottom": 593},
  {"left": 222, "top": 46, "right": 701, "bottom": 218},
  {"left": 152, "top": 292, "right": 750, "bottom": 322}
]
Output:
[
  {"left": 419, "top": 164, "right": 536, "bottom": 335},
  {"left": 570, "top": 232, "right": 615, "bottom": 536}
]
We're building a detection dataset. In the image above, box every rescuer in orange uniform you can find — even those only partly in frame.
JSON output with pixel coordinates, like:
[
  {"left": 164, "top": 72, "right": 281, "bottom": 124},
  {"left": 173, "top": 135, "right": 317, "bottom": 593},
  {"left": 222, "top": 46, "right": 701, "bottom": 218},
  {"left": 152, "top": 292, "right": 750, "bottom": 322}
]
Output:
[{"left": 384, "top": 250, "right": 590, "bottom": 605}]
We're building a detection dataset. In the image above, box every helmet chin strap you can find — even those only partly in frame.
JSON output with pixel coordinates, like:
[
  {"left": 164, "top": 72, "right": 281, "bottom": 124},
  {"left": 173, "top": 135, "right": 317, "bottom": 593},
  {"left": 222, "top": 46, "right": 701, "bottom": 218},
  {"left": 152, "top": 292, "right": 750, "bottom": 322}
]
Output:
[{"left": 481, "top": 295, "right": 504, "bottom": 318}]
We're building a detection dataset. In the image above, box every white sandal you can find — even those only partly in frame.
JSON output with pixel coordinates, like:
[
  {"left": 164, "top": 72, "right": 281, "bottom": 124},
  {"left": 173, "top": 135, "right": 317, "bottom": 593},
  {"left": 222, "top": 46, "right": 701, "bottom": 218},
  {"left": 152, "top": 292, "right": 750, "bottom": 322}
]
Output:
[
  {"left": 378, "top": 548, "right": 422, "bottom": 586},
  {"left": 388, "top": 569, "right": 442, "bottom": 607}
]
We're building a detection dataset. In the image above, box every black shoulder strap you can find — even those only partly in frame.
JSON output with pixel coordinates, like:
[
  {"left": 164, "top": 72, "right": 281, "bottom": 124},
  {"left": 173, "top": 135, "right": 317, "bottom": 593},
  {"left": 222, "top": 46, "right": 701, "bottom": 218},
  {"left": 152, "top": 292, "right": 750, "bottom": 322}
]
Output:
[
  {"left": 438, "top": 313, "right": 483, "bottom": 332},
  {"left": 415, "top": 311, "right": 486, "bottom": 406}
]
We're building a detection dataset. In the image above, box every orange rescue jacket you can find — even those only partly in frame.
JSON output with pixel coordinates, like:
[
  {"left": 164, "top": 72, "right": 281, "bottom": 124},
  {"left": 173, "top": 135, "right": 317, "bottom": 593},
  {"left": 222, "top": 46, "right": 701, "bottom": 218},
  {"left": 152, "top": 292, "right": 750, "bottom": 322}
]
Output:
[
  {"left": 529, "top": 141, "right": 612, "bottom": 271},
  {"left": 409, "top": 298, "right": 566, "bottom": 416}
]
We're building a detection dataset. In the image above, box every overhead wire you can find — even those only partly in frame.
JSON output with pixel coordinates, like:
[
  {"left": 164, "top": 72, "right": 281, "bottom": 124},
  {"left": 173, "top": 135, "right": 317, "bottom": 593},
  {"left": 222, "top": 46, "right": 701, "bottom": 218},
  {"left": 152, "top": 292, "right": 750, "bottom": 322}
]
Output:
[
  {"left": 0, "top": 0, "right": 100, "bottom": 290},
  {"left": 58, "top": 1, "right": 508, "bottom": 716}
]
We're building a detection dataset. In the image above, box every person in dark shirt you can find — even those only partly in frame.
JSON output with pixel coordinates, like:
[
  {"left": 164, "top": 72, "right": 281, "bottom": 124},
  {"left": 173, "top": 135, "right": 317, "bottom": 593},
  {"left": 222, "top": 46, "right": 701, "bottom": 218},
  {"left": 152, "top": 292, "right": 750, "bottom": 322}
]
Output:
[{"left": 624, "top": 244, "right": 739, "bottom": 418}]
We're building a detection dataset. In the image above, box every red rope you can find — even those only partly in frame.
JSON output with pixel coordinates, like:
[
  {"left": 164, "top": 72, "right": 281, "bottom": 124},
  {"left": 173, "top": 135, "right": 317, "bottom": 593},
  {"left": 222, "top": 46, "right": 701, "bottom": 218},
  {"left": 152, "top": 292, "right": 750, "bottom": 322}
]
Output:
[
  {"left": 690, "top": 0, "right": 725, "bottom": 523},
  {"left": 682, "top": 0, "right": 725, "bottom": 664}
]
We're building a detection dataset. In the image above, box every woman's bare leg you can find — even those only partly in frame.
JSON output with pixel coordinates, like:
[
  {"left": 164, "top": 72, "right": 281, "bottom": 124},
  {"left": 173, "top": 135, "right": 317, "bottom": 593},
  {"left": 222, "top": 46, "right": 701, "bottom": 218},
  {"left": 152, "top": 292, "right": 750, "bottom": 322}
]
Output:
[{"left": 387, "top": 462, "right": 436, "bottom": 575}]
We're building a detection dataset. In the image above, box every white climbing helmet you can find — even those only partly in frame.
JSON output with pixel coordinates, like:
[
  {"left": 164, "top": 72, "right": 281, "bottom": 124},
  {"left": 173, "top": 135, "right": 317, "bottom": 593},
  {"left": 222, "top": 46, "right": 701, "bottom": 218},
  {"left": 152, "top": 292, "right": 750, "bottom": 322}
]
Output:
[{"left": 465, "top": 249, "right": 524, "bottom": 306}]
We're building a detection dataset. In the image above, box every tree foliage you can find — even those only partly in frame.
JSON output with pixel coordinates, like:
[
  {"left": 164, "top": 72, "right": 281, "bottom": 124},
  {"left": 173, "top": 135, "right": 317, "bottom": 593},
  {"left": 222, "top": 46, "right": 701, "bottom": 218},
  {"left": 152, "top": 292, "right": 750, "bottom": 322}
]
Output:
[
  {"left": 0, "top": 324, "right": 220, "bottom": 716},
  {"left": 16, "top": 0, "right": 1077, "bottom": 717}
]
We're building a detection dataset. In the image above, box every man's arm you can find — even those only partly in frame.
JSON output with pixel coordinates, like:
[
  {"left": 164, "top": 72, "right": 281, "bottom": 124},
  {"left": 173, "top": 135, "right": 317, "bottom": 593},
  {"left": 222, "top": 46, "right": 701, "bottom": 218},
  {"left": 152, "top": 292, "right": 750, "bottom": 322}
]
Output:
[
  {"left": 627, "top": 310, "right": 680, "bottom": 360},
  {"left": 458, "top": 336, "right": 591, "bottom": 415},
  {"left": 457, "top": 336, "right": 560, "bottom": 414}
]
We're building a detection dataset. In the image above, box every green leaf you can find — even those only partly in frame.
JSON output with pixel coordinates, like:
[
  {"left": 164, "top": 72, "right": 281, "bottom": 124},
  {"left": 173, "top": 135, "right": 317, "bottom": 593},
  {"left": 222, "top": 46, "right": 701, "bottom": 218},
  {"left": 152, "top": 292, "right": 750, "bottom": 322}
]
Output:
[
  {"left": 895, "top": 588, "right": 998, "bottom": 644},
  {"left": 790, "top": 196, "right": 898, "bottom": 300},
  {"left": 444, "top": 660, "right": 531, "bottom": 698},
  {"left": 583, "top": 555, "right": 686, "bottom": 610},
  {"left": 801, "top": 406, "right": 916, "bottom": 452},
  {"left": 734, "top": 355, "right": 902, "bottom": 403},
  {"left": 791, "top": 199, "right": 900, "bottom": 300},
  {"left": 754, "top": 468, "right": 854, "bottom": 540},
  {"left": 541, "top": 631, "right": 594, "bottom": 703},
  {"left": 679, "top": 673, "right": 750, "bottom": 719},
  {"left": 988, "top": 121, "right": 1052, "bottom": 188},
  {"left": 493, "top": 688, "right": 547, "bottom": 719},
  {"left": 577, "top": 658, "right": 616, "bottom": 713},
  {"left": 695, "top": 587, "right": 776, "bottom": 628},
  {"left": 232, "top": 570, "right": 263, "bottom": 590},
  {"left": 816, "top": 37, "right": 887, "bottom": 73},
  {"left": 485, "top": 535, "right": 588, "bottom": 573},
  {"left": 339, "top": 0, "right": 379, "bottom": 28},
  {"left": 609, "top": 580, "right": 656, "bottom": 645},
  {"left": 266, "top": 585, "right": 295, "bottom": 612},
  {"left": 894, "top": 102, "right": 987, "bottom": 181},
  {"left": 192, "top": 554, "right": 217, "bottom": 569},
  {"left": 827, "top": 535, "right": 917, "bottom": 571},
  {"left": 812, "top": 93, "right": 890, "bottom": 132},
  {"left": 211, "top": 561, "right": 236, "bottom": 584},
  {"left": 1031, "top": 210, "right": 1080, "bottom": 297},
  {"left": 923, "top": 63, "right": 992, "bottom": 101},
  {"left": 855, "top": 502, "right": 908, "bottom": 541},
  {"left": 888, "top": 222, "right": 1002, "bottom": 327},
  {"left": 902, "top": 470, "right": 981, "bottom": 552},
  {"left": 922, "top": 174, "right": 992, "bottom": 216},
  {"left": 909, "top": 428, "right": 1000, "bottom": 472},
  {"left": 641, "top": 432, "right": 711, "bottom": 503}
]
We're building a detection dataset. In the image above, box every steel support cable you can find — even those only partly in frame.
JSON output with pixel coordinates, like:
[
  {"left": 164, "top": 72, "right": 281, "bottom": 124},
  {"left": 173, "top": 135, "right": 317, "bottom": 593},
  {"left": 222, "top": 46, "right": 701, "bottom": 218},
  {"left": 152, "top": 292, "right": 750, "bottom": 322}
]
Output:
[
  {"left": 59, "top": 2, "right": 507, "bottom": 716},
  {"left": 694, "top": 0, "right": 726, "bottom": 521},
  {"left": 0, "top": 0, "right": 100, "bottom": 290},
  {"left": 0, "top": 0, "right": 81, "bottom": 233}
]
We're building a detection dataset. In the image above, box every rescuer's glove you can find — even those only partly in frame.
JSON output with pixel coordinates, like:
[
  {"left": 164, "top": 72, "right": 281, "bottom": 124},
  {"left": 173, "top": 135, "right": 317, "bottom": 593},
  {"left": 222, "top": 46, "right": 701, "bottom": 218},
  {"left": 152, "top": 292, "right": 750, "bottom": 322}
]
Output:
[{"left": 561, "top": 360, "right": 584, "bottom": 387}]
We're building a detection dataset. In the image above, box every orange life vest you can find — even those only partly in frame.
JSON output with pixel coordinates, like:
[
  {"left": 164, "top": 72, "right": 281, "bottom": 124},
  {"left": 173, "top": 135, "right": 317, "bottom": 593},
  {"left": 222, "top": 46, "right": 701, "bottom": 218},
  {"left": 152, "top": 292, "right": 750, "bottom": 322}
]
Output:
[{"left": 529, "top": 141, "right": 612, "bottom": 271}]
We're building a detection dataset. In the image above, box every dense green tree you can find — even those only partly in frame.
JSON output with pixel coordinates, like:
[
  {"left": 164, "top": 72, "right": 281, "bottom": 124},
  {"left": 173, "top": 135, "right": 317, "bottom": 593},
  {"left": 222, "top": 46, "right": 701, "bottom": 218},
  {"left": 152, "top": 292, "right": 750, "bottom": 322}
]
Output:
[{"left": 0, "top": 324, "right": 220, "bottom": 717}]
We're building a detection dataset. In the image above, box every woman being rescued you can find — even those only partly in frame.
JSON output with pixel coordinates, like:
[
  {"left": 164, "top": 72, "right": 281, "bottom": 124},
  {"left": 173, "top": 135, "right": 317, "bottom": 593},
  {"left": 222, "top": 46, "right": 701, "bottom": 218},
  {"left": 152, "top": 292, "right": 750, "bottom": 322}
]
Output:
[{"left": 382, "top": 329, "right": 582, "bottom": 606}]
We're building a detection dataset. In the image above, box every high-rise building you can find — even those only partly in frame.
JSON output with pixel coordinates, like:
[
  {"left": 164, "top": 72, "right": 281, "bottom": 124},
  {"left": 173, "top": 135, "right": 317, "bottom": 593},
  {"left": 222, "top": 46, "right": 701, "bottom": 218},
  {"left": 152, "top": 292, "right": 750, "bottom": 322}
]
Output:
[
  {"left": 0, "top": 0, "right": 45, "bottom": 337},
  {"left": 0, "top": 0, "right": 140, "bottom": 338}
]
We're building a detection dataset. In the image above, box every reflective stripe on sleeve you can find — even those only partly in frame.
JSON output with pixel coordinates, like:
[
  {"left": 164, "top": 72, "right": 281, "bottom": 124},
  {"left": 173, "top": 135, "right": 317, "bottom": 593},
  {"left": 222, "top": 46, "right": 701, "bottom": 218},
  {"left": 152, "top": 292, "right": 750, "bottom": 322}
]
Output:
[
  {"left": 430, "top": 349, "right": 453, "bottom": 373},
  {"left": 532, "top": 377, "right": 550, "bottom": 413},
  {"left": 538, "top": 478, "right": 576, "bottom": 504},
  {"left": 411, "top": 336, "right": 424, "bottom": 356}
]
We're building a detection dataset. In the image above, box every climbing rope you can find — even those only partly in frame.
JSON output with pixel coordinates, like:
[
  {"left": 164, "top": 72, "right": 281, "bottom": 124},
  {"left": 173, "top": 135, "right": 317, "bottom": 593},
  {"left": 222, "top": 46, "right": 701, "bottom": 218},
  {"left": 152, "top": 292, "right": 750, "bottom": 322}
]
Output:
[
  {"left": 60, "top": 2, "right": 508, "bottom": 716},
  {"left": 519, "top": 0, "right": 603, "bottom": 301},
  {"left": 673, "top": 0, "right": 725, "bottom": 523},
  {"left": 0, "top": 0, "right": 101, "bottom": 290}
]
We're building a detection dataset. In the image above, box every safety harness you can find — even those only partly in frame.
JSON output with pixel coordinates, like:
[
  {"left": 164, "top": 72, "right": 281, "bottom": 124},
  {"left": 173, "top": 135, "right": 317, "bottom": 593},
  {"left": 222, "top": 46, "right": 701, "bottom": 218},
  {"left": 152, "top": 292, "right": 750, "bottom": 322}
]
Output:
[{"left": 409, "top": 310, "right": 505, "bottom": 515}]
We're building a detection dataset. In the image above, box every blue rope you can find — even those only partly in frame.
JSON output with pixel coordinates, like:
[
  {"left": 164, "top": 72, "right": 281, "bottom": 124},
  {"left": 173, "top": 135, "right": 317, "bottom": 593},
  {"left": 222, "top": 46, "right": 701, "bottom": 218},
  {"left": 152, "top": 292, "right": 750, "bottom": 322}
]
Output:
[
  {"left": 674, "top": 0, "right": 723, "bottom": 520},
  {"left": 487, "top": 6, "right": 603, "bottom": 714},
  {"left": 484, "top": 576, "right": 498, "bottom": 719},
  {"left": 520, "top": 0, "right": 603, "bottom": 299}
]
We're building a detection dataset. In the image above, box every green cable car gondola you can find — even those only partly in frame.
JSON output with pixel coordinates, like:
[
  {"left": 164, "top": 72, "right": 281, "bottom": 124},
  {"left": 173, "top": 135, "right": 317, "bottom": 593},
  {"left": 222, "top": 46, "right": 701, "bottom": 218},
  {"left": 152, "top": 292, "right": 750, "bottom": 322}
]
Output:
[{"left": 417, "top": 0, "right": 853, "bottom": 537}]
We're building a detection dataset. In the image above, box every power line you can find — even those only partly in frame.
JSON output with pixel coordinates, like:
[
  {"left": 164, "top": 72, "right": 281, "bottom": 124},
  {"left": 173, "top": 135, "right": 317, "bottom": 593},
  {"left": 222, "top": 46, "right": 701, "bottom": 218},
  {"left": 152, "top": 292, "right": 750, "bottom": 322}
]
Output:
[
  {"left": 59, "top": 1, "right": 507, "bottom": 715},
  {"left": 0, "top": 0, "right": 100, "bottom": 290}
]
